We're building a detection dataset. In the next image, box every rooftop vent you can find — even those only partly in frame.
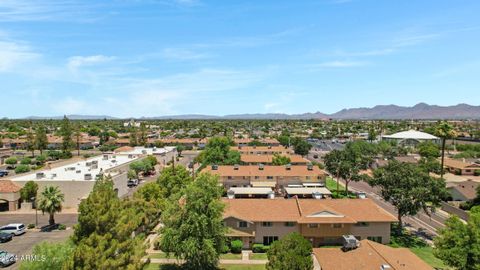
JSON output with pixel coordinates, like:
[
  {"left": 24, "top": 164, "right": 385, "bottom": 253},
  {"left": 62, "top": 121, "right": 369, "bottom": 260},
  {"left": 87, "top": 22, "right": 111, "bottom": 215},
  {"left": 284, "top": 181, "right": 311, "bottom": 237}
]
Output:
[
  {"left": 84, "top": 173, "right": 93, "bottom": 180},
  {"left": 142, "top": 150, "right": 147, "bottom": 154},
  {"left": 380, "top": 265, "right": 392, "bottom": 270},
  {"left": 128, "top": 154, "right": 134, "bottom": 159},
  {"left": 103, "top": 154, "right": 109, "bottom": 160},
  {"left": 234, "top": 164, "right": 240, "bottom": 170},
  {"left": 259, "top": 164, "right": 264, "bottom": 170},
  {"left": 36, "top": 172, "right": 45, "bottom": 179},
  {"left": 342, "top": 235, "right": 360, "bottom": 251},
  {"left": 212, "top": 165, "right": 218, "bottom": 170},
  {"left": 227, "top": 189, "right": 235, "bottom": 199},
  {"left": 86, "top": 162, "right": 92, "bottom": 167},
  {"left": 307, "top": 164, "right": 313, "bottom": 171},
  {"left": 76, "top": 170, "right": 81, "bottom": 174},
  {"left": 92, "top": 160, "right": 98, "bottom": 165},
  {"left": 286, "top": 164, "right": 291, "bottom": 170}
]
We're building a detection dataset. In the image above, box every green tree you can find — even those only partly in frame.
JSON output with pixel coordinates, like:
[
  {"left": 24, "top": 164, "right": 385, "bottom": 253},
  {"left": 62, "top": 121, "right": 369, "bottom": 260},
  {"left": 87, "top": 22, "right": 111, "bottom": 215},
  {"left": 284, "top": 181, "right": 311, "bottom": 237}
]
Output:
[
  {"left": 73, "top": 124, "right": 81, "bottom": 156},
  {"left": 35, "top": 125, "right": 48, "bottom": 155},
  {"left": 129, "top": 160, "right": 146, "bottom": 178},
  {"left": 160, "top": 173, "right": 225, "bottom": 270},
  {"left": 370, "top": 161, "right": 447, "bottom": 232},
  {"left": 15, "top": 164, "right": 31, "bottom": 174},
  {"left": 271, "top": 154, "right": 291, "bottom": 165},
  {"left": 138, "top": 122, "right": 147, "bottom": 146},
  {"left": 59, "top": 116, "right": 73, "bottom": 154},
  {"left": 26, "top": 126, "right": 35, "bottom": 157},
  {"left": 19, "top": 241, "right": 74, "bottom": 270},
  {"left": 418, "top": 141, "right": 440, "bottom": 159},
  {"left": 38, "top": 186, "right": 65, "bottom": 225},
  {"left": 293, "top": 138, "right": 312, "bottom": 156},
  {"left": 434, "top": 206, "right": 480, "bottom": 270},
  {"left": 368, "top": 128, "right": 377, "bottom": 142},
  {"left": 5, "top": 157, "right": 17, "bottom": 165},
  {"left": 20, "top": 181, "right": 38, "bottom": 202},
  {"left": 435, "top": 122, "right": 457, "bottom": 179},
  {"left": 176, "top": 145, "right": 186, "bottom": 156},
  {"left": 157, "top": 165, "right": 193, "bottom": 199},
  {"left": 71, "top": 177, "right": 144, "bottom": 269},
  {"left": 266, "top": 232, "right": 313, "bottom": 270},
  {"left": 196, "top": 136, "right": 240, "bottom": 165},
  {"left": 129, "top": 127, "right": 138, "bottom": 146}
]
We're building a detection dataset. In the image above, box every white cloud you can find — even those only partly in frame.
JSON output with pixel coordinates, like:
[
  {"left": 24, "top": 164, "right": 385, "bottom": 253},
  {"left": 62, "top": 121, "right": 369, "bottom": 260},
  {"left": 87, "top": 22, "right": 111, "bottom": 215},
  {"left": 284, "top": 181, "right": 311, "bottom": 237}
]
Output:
[
  {"left": 0, "top": 39, "right": 39, "bottom": 72},
  {"left": 0, "top": 0, "right": 94, "bottom": 22},
  {"left": 67, "top": 55, "right": 115, "bottom": 71}
]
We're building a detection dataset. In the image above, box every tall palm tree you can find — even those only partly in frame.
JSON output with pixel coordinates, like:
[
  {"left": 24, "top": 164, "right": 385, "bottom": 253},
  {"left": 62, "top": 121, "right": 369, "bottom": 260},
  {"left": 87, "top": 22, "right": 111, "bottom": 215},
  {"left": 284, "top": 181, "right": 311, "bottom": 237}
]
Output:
[
  {"left": 38, "top": 186, "right": 65, "bottom": 225},
  {"left": 435, "top": 122, "right": 457, "bottom": 179}
]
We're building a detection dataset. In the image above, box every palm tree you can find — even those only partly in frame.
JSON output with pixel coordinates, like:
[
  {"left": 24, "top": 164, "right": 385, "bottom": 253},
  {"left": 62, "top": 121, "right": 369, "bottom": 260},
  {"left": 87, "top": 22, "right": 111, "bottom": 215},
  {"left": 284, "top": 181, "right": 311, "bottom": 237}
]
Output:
[
  {"left": 38, "top": 186, "right": 65, "bottom": 225},
  {"left": 435, "top": 122, "right": 457, "bottom": 179}
]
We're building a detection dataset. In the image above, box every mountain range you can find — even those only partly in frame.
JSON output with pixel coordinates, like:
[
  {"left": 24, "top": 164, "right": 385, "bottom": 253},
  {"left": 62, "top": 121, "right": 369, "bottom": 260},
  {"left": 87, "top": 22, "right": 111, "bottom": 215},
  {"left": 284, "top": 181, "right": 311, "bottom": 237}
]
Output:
[{"left": 21, "top": 103, "right": 480, "bottom": 120}]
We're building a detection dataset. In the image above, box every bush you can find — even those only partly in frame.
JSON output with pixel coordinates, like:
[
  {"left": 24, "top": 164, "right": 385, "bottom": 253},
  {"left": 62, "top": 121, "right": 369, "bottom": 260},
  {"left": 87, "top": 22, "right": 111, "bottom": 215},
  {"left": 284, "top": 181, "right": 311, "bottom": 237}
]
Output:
[
  {"left": 5, "top": 157, "right": 17, "bottom": 165},
  {"left": 221, "top": 244, "right": 230, "bottom": 254},
  {"left": 15, "top": 164, "right": 31, "bottom": 174},
  {"left": 58, "top": 224, "right": 66, "bottom": 230},
  {"left": 252, "top": 244, "right": 270, "bottom": 253},
  {"left": 35, "top": 155, "right": 47, "bottom": 164},
  {"left": 20, "top": 157, "right": 32, "bottom": 165},
  {"left": 475, "top": 170, "right": 480, "bottom": 176},
  {"left": 230, "top": 240, "right": 243, "bottom": 254},
  {"left": 27, "top": 224, "right": 35, "bottom": 229}
]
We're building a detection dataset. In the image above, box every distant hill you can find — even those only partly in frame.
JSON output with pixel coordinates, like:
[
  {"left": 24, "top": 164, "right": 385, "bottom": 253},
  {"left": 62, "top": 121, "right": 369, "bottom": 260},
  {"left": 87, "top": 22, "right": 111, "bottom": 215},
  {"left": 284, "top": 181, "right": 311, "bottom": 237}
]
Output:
[
  {"left": 25, "top": 115, "right": 118, "bottom": 120},
  {"left": 19, "top": 103, "right": 480, "bottom": 120}
]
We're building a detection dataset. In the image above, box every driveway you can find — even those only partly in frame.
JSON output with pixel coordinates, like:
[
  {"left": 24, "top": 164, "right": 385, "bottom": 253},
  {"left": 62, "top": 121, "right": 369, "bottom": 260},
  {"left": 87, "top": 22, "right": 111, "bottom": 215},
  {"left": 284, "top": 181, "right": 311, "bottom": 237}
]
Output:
[{"left": 0, "top": 229, "right": 73, "bottom": 270}]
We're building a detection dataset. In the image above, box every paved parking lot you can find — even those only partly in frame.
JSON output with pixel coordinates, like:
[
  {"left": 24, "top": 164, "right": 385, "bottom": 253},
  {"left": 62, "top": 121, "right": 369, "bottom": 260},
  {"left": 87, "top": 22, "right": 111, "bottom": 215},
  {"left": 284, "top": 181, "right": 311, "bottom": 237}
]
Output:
[{"left": 0, "top": 229, "right": 73, "bottom": 270}]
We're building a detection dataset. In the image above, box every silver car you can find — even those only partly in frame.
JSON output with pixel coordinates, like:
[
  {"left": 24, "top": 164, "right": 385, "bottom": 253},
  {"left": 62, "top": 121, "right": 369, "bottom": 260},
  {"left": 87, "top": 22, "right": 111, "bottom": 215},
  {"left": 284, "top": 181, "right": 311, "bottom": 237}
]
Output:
[
  {"left": 0, "top": 250, "right": 16, "bottom": 267},
  {"left": 0, "top": 224, "right": 25, "bottom": 236}
]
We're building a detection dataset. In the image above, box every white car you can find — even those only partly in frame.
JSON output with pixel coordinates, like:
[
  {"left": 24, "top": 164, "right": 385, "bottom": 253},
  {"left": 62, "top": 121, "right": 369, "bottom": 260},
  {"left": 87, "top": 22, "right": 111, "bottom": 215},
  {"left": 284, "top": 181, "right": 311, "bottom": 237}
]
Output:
[
  {"left": 0, "top": 250, "right": 16, "bottom": 267},
  {"left": 0, "top": 223, "right": 25, "bottom": 236}
]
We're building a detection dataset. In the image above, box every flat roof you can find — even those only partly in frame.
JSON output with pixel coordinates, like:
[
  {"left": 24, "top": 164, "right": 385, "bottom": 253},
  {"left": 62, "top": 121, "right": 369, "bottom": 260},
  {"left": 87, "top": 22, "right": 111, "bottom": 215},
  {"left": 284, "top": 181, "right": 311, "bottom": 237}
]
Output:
[
  {"left": 118, "top": 146, "right": 176, "bottom": 156},
  {"left": 12, "top": 154, "right": 140, "bottom": 182},
  {"left": 285, "top": 187, "right": 332, "bottom": 195},
  {"left": 228, "top": 187, "right": 273, "bottom": 195}
]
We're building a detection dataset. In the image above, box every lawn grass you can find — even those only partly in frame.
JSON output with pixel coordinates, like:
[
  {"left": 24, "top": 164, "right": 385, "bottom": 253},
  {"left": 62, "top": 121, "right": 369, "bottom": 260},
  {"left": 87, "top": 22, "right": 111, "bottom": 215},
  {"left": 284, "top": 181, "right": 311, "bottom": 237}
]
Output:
[
  {"left": 148, "top": 252, "right": 170, "bottom": 259},
  {"left": 249, "top": 253, "right": 268, "bottom": 260},
  {"left": 219, "top": 265, "right": 266, "bottom": 270},
  {"left": 325, "top": 177, "right": 356, "bottom": 198},
  {"left": 220, "top": 253, "right": 242, "bottom": 260},
  {"left": 410, "top": 246, "right": 448, "bottom": 269},
  {"left": 143, "top": 264, "right": 265, "bottom": 270}
]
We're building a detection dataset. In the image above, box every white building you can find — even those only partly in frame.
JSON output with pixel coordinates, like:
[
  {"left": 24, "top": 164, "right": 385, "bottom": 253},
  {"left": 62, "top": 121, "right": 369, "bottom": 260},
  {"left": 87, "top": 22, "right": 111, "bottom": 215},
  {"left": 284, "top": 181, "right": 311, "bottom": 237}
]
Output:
[{"left": 382, "top": 130, "right": 439, "bottom": 146}]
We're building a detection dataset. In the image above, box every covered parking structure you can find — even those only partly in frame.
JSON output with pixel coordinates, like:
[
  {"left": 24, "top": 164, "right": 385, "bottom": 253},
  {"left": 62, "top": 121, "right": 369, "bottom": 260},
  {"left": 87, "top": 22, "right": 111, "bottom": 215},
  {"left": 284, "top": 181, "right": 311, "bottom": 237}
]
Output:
[{"left": 381, "top": 130, "right": 439, "bottom": 147}]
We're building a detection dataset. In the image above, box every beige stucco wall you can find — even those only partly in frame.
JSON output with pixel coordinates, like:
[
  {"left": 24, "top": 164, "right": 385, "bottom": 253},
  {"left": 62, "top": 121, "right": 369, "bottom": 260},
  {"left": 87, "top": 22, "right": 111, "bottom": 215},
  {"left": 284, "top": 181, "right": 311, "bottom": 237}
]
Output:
[
  {"left": 349, "top": 222, "right": 391, "bottom": 244},
  {"left": 253, "top": 222, "right": 299, "bottom": 243}
]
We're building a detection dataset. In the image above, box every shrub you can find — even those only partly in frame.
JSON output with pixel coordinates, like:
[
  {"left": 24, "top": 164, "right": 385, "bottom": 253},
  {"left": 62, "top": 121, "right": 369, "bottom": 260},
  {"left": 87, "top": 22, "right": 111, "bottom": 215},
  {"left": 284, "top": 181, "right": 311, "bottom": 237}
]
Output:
[
  {"left": 475, "top": 169, "right": 480, "bottom": 176},
  {"left": 35, "top": 155, "right": 47, "bottom": 164},
  {"left": 20, "top": 157, "right": 32, "bottom": 165},
  {"left": 230, "top": 240, "right": 243, "bottom": 254},
  {"left": 221, "top": 244, "right": 230, "bottom": 254},
  {"left": 252, "top": 244, "right": 270, "bottom": 253},
  {"left": 5, "top": 157, "right": 17, "bottom": 165},
  {"left": 27, "top": 224, "right": 35, "bottom": 229},
  {"left": 15, "top": 164, "right": 31, "bottom": 174},
  {"left": 58, "top": 224, "right": 66, "bottom": 230}
]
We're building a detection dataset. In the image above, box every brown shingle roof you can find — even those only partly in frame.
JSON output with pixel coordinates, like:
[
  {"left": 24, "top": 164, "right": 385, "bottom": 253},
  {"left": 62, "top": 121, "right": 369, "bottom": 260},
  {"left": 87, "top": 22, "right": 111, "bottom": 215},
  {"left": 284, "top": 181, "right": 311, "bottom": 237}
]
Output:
[
  {"left": 222, "top": 198, "right": 397, "bottom": 224},
  {"left": 444, "top": 158, "right": 480, "bottom": 170},
  {"left": 448, "top": 180, "right": 480, "bottom": 200},
  {"left": 204, "top": 165, "right": 326, "bottom": 177},
  {"left": 314, "top": 240, "right": 433, "bottom": 270},
  {"left": 0, "top": 180, "right": 21, "bottom": 193}
]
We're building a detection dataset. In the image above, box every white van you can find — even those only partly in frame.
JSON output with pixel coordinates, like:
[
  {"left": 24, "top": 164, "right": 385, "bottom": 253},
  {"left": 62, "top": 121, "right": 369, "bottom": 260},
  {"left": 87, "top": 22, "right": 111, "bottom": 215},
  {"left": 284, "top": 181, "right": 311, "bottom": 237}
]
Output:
[{"left": 0, "top": 223, "right": 26, "bottom": 236}]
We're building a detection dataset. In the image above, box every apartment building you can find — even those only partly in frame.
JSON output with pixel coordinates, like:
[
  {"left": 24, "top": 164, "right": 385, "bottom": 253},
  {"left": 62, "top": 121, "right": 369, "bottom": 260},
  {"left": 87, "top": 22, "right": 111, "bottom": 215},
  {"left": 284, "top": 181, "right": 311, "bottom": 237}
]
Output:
[
  {"left": 444, "top": 158, "right": 480, "bottom": 175},
  {"left": 240, "top": 154, "right": 309, "bottom": 165},
  {"left": 203, "top": 164, "right": 326, "bottom": 191},
  {"left": 234, "top": 138, "right": 280, "bottom": 147},
  {"left": 231, "top": 146, "right": 293, "bottom": 155},
  {"left": 223, "top": 198, "right": 396, "bottom": 248}
]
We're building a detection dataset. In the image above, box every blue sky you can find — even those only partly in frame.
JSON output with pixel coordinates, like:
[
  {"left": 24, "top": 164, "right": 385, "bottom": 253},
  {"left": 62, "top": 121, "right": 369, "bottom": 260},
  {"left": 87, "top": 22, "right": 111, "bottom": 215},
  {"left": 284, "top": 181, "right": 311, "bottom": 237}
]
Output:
[{"left": 1, "top": 0, "right": 479, "bottom": 118}]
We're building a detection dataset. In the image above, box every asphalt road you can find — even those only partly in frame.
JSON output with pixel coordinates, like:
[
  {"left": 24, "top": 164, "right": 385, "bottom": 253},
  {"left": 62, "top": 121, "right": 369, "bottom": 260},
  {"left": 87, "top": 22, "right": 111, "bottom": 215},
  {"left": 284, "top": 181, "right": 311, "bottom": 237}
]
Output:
[
  {"left": 0, "top": 230, "right": 73, "bottom": 270},
  {"left": 0, "top": 213, "right": 78, "bottom": 228},
  {"left": 342, "top": 179, "right": 448, "bottom": 238}
]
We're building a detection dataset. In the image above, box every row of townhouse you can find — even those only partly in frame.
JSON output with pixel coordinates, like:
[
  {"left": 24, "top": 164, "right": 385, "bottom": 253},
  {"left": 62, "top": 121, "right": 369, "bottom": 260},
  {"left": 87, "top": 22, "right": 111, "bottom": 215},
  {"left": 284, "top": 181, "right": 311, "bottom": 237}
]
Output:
[
  {"left": 203, "top": 164, "right": 327, "bottom": 192},
  {"left": 240, "top": 154, "right": 309, "bottom": 165},
  {"left": 233, "top": 138, "right": 280, "bottom": 146},
  {"left": 230, "top": 146, "right": 293, "bottom": 155},
  {"left": 223, "top": 198, "right": 397, "bottom": 248}
]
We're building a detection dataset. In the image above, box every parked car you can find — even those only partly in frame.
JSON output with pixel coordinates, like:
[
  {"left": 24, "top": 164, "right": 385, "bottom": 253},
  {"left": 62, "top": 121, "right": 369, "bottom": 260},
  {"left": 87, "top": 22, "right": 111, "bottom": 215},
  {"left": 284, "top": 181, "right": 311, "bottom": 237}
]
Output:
[
  {"left": 5, "top": 166, "right": 15, "bottom": 170},
  {"left": 40, "top": 223, "right": 59, "bottom": 232},
  {"left": 0, "top": 224, "right": 25, "bottom": 236},
  {"left": 0, "top": 170, "right": 8, "bottom": 177},
  {"left": 0, "top": 233, "right": 12, "bottom": 243},
  {"left": 127, "top": 179, "right": 139, "bottom": 188},
  {"left": 0, "top": 250, "right": 16, "bottom": 267}
]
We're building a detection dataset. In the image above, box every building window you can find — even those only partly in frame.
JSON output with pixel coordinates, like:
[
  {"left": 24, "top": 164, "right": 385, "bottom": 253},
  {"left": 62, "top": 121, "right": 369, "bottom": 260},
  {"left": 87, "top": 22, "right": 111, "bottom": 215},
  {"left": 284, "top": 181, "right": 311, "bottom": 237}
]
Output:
[
  {"left": 262, "top": 222, "right": 273, "bottom": 227},
  {"left": 367, "top": 236, "right": 382, "bottom": 243},
  {"left": 331, "top": 223, "right": 343, "bottom": 229},
  {"left": 227, "top": 176, "right": 233, "bottom": 180},
  {"left": 263, "top": 236, "right": 278, "bottom": 246},
  {"left": 355, "top": 222, "right": 369, "bottom": 227},
  {"left": 284, "top": 222, "right": 295, "bottom": 227},
  {"left": 255, "top": 176, "right": 260, "bottom": 180},
  {"left": 306, "top": 176, "right": 311, "bottom": 180},
  {"left": 308, "top": 224, "right": 318, "bottom": 228},
  {"left": 267, "top": 176, "right": 273, "bottom": 180},
  {"left": 238, "top": 221, "right": 248, "bottom": 228}
]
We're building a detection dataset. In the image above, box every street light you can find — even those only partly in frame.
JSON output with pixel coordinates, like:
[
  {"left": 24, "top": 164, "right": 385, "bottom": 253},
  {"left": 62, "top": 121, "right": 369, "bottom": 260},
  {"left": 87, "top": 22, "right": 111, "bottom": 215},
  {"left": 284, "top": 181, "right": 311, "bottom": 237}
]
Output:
[{"left": 31, "top": 196, "right": 38, "bottom": 228}]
